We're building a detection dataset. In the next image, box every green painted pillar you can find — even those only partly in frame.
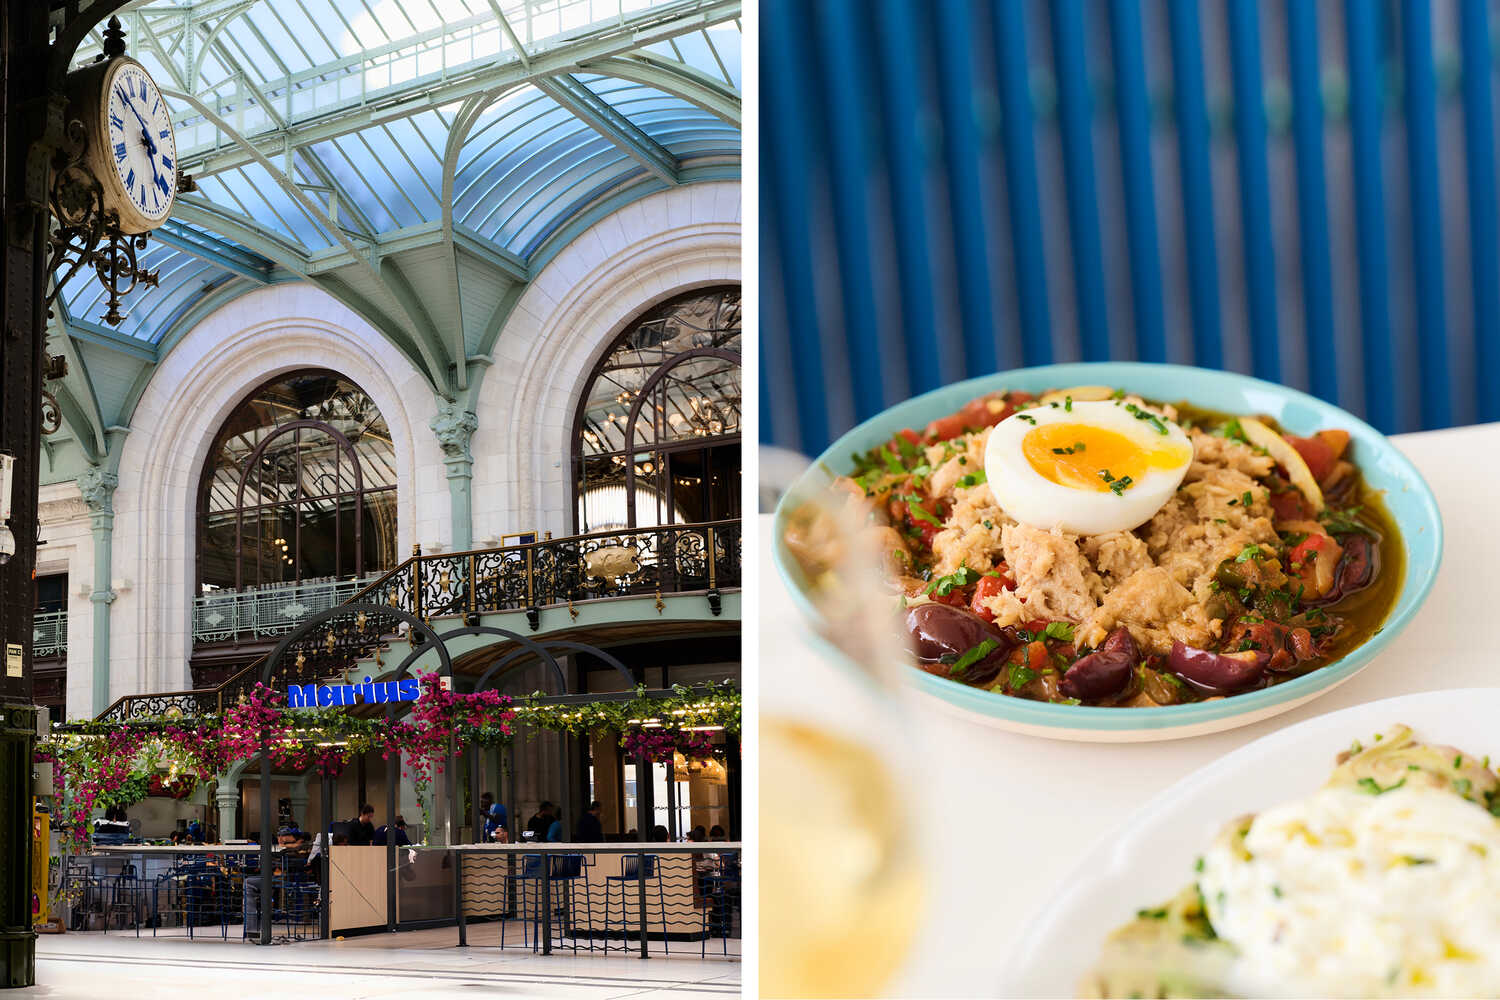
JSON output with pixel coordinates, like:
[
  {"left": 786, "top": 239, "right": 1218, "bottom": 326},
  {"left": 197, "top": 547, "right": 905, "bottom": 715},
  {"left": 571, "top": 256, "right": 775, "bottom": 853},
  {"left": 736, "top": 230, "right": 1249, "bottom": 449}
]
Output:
[
  {"left": 431, "top": 401, "right": 477, "bottom": 553},
  {"left": 77, "top": 468, "right": 117, "bottom": 717}
]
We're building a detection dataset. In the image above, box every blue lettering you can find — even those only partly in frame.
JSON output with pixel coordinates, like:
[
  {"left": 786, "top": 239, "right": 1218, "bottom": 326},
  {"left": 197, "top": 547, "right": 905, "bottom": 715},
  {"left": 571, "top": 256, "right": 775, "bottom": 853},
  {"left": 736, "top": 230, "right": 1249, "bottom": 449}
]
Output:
[
  {"left": 113, "top": 142, "right": 127, "bottom": 162},
  {"left": 397, "top": 678, "right": 420, "bottom": 701},
  {"left": 287, "top": 684, "right": 315, "bottom": 708},
  {"left": 316, "top": 684, "right": 336, "bottom": 707}
]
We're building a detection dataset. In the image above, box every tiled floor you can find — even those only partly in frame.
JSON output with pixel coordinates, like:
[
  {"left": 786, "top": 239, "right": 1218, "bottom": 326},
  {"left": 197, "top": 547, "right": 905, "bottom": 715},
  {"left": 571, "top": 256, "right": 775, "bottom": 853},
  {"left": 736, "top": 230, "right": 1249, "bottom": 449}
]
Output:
[{"left": 23, "top": 927, "right": 741, "bottom": 999}]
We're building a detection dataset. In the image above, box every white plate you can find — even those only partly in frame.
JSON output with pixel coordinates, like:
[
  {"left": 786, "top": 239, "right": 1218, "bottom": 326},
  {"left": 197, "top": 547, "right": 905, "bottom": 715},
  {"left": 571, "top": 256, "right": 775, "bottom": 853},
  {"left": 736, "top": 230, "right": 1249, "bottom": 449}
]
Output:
[{"left": 999, "top": 687, "right": 1500, "bottom": 997}]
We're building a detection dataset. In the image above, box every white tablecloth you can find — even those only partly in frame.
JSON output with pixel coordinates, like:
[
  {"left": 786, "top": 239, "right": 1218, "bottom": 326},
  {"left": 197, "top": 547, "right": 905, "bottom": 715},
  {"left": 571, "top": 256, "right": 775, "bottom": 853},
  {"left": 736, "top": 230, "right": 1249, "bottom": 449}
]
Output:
[{"left": 757, "top": 422, "right": 1496, "bottom": 996}]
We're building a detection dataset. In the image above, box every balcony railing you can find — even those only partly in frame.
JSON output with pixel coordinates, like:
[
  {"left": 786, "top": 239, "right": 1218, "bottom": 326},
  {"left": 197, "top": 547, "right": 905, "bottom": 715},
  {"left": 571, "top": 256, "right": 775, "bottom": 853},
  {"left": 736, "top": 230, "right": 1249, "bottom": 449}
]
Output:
[
  {"left": 98, "top": 519, "right": 741, "bottom": 722},
  {"left": 33, "top": 610, "right": 66, "bottom": 658},
  {"left": 194, "top": 576, "right": 378, "bottom": 644}
]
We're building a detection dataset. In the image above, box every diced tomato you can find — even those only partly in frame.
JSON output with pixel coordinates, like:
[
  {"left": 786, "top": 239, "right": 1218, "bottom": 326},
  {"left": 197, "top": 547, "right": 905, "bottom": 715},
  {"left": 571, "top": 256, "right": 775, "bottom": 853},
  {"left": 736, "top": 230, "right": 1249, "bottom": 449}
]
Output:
[
  {"left": 930, "top": 589, "right": 967, "bottom": 608},
  {"left": 1270, "top": 488, "right": 1314, "bottom": 521},
  {"left": 1024, "top": 640, "right": 1049, "bottom": 672},
  {"left": 897, "top": 428, "right": 921, "bottom": 446},
  {"left": 1023, "top": 618, "right": 1050, "bottom": 634},
  {"left": 1287, "top": 434, "right": 1336, "bottom": 483},
  {"left": 924, "top": 412, "right": 970, "bottom": 442},
  {"left": 1315, "top": 428, "right": 1350, "bottom": 460},
  {"left": 1288, "top": 531, "right": 1338, "bottom": 595},
  {"left": 969, "top": 571, "right": 1013, "bottom": 621},
  {"left": 958, "top": 394, "right": 1013, "bottom": 430}
]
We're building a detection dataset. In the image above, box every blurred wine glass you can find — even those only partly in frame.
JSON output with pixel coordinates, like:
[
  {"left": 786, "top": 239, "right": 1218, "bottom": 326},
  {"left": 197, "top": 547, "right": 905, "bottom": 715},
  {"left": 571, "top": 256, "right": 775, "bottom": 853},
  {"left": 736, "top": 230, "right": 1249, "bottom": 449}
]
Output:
[{"left": 760, "top": 450, "right": 928, "bottom": 997}]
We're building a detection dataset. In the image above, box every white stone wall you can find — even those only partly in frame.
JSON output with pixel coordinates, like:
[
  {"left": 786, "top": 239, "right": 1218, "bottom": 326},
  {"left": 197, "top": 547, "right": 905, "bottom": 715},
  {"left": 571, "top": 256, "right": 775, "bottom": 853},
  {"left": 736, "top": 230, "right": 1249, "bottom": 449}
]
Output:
[
  {"left": 108, "top": 284, "right": 442, "bottom": 697},
  {"left": 471, "top": 180, "right": 742, "bottom": 536},
  {"left": 36, "top": 483, "right": 93, "bottom": 720}
]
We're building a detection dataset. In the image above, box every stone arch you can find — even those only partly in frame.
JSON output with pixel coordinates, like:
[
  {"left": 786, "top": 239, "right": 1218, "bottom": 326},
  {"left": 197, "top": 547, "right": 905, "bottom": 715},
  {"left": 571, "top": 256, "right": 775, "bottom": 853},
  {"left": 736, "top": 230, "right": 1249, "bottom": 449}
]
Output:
[
  {"left": 108, "top": 284, "right": 444, "bottom": 698},
  {"left": 470, "top": 180, "right": 740, "bottom": 538}
]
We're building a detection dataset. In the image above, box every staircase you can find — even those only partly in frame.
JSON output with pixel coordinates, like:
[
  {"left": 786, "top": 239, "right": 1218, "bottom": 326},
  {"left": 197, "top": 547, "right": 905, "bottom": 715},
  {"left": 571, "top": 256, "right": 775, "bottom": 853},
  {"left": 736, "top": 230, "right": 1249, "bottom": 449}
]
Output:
[{"left": 96, "top": 519, "right": 741, "bottom": 722}]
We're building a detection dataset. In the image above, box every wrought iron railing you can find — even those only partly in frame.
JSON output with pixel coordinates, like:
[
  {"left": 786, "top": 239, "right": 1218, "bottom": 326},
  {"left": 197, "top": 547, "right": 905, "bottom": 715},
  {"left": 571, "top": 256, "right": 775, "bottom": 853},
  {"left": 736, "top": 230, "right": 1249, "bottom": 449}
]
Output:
[
  {"left": 97, "top": 519, "right": 740, "bottom": 722},
  {"left": 193, "top": 576, "right": 377, "bottom": 644},
  {"left": 33, "top": 609, "right": 66, "bottom": 658}
]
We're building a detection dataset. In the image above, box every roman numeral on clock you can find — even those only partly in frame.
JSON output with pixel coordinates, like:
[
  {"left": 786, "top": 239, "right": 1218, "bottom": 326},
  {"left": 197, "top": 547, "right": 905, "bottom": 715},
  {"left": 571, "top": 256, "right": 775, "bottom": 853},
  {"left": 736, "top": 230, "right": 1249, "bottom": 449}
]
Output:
[{"left": 114, "top": 142, "right": 128, "bottom": 162}]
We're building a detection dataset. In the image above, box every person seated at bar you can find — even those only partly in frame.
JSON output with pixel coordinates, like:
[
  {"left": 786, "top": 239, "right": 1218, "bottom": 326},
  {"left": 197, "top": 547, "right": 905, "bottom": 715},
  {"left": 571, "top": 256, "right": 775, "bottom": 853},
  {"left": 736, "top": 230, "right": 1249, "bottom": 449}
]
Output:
[
  {"left": 689, "top": 825, "right": 707, "bottom": 843},
  {"left": 575, "top": 801, "right": 604, "bottom": 842},
  {"left": 185, "top": 818, "right": 205, "bottom": 844},
  {"left": 651, "top": 824, "right": 670, "bottom": 842},
  {"left": 347, "top": 804, "right": 376, "bottom": 845},
  {"left": 485, "top": 804, "right": 509, "bottom": 843},
  {"left": 709, "top": 824, "right": 727, "bottom": 842},
  {"left": 482, "top": 796, "right": 507, "bottom": 839},
  {"left": 373, "top": 815, "right": 411, "bottom": 846},
  {"left": 525, "top": 801, "right": 555, "bottom": 842}
]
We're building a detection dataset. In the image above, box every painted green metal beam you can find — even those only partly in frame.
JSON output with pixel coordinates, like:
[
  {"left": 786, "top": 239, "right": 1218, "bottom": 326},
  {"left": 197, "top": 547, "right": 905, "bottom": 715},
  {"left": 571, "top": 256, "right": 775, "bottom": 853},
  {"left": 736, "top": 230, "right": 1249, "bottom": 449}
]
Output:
[
  {"left": 63, "top": 312, "right": 160, "bottom": 362},
  {"left": 155, "top": 218, "right": 274, "bottom": 283},
  {"left": 591, "top": 54, "right": 741, "bottom": 125},
  {"left": 535, "top": 73, "right": 681, "bottom": 186}
]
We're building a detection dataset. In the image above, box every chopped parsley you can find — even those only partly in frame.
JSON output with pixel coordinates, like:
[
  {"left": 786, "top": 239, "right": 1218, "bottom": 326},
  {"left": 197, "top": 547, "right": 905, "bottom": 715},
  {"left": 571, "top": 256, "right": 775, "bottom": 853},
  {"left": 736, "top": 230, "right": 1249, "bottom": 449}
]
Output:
[
  {"left": 1136, "top": 907, "right": 1168, "bottom": 920},
  {"left": 902, "top": 499, "right": 942, "bottom": 528},
  {"left": 1042, "top": 621, "right": 1076, "bottom": 642},
  {"left": 1242, "top": 490, "right": 1254, "bottom": 508},
  {"left": 1110, "top": 387, "right": 1126, "bottom": 400},
  {"left": 1017, "top": 413, "right": 1036, "bottom": 425},
  {"left": 1356, "top": 776, "right": 1407, "bottom": 796},
  {"left": 1219, "top": 418, "right": 1250, "bottom": 444},
  {"left": 982, "top": 519, "right": 994, "bottom": 530},
  {"left": 1064, "top": 395, "right": 1073, "bottom": 412},
  {"left": 1455, "top": 778, "right": 1473, "bottom": 797},
  {"left": 924, "top": 565, "right": 979, "bottom": 597},
  {"left": 1124, "top": 402, "right": 1169, "bottom": 435},
  {"left": 943, "top": 638, "right": 1000, "bottom": 677},
  {"left": 956, "top": 469, "right": 988, "bottom": 489},
  {"left": 1235, "top": 544, "right": 1263, "bottom": 564},
  {"left": 1007, "top": 663, "right": 1038, "bottom": 690},
  {"left": 1108, "top": 475, "right": 1134, "bottom": 496}
]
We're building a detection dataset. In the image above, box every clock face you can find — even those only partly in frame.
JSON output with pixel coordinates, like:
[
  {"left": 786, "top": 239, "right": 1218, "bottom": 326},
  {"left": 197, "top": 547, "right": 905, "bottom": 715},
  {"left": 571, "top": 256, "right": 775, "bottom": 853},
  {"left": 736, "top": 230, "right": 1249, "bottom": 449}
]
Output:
[{"left": 104, "top": 61, "right": 177, "bottom": 226}]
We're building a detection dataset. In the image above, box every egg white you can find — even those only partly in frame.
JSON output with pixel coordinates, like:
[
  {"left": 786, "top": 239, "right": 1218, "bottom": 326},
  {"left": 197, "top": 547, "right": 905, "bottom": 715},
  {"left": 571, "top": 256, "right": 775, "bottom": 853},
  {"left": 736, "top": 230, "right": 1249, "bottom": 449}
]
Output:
[
  {"left": 1200, "top": 784, "right": 1500, "bottom": 998},
  {"left": 982, "top": 400, "right": 1192, "bottom": 536}
]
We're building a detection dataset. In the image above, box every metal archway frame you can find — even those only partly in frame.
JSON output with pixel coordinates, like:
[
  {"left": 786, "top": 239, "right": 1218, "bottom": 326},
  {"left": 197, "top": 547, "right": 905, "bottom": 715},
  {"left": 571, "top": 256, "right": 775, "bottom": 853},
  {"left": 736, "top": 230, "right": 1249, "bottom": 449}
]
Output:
[{"left": 455, "top": 631, "right": 640, "bottom": 848}]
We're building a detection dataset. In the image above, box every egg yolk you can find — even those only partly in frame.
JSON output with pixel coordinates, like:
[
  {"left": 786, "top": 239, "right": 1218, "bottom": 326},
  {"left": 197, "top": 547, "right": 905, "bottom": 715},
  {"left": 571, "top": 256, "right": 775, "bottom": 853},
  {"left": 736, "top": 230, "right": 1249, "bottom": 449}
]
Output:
[{"left": 1021, "top": 423, "right": 1190, "bottom": 493}]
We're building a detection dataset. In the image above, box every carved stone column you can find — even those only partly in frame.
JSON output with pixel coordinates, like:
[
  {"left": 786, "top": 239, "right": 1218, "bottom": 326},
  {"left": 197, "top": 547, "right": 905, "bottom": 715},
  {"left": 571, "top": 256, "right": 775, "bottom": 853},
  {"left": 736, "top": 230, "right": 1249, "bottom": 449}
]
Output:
[
  {"left": 77, "top": 467, "right": 118, "bottom": 716},
  {"left": 215, "top": 783, "right": 241, "bottom": 841},
  {"left": 430, "top": 400, "right": 478, "bottom": 553}
]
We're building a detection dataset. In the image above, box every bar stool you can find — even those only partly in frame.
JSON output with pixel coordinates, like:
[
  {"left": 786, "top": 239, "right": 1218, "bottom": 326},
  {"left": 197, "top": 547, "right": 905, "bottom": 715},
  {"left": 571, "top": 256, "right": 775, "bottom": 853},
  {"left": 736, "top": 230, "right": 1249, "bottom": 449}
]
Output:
[
  {"left": 501, "top": 853, "right": 591, "bottom": 953},
  {"left": 603, "top": 853, "right": 669, "bottom": 955},
  {"left": 699, "top": 852, "right": 740, "bottom": 957}
]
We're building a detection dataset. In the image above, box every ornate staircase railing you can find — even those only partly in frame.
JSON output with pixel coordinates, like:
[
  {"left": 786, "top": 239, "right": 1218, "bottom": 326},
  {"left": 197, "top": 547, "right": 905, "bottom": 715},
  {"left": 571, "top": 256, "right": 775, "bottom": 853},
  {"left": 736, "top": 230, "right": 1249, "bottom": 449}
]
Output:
[{"left": 95, "top": 519, "right": 741, "bottom": 722}]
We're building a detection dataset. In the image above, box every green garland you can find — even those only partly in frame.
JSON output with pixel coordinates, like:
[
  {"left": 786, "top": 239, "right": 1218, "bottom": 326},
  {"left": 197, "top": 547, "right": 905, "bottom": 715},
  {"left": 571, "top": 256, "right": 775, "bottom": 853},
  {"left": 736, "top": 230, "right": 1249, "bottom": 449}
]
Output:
[{"left": 47, "top": 682, "right": 741, "bottom": 746}]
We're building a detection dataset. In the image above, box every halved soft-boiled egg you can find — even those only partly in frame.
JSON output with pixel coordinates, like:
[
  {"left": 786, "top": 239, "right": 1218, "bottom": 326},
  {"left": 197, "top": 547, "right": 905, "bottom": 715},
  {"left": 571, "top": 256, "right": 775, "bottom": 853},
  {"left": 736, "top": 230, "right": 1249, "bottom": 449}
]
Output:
[{"left": 984, "top": 399, "right": 1193, "bottom": 535}]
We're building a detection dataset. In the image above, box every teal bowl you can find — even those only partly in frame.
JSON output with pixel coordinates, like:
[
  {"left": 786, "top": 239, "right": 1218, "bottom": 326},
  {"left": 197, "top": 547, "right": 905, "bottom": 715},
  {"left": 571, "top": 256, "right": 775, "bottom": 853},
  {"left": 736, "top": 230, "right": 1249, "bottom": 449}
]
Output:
[{"left": 771, "top": 363, "right": 1444, "bottom": 742}]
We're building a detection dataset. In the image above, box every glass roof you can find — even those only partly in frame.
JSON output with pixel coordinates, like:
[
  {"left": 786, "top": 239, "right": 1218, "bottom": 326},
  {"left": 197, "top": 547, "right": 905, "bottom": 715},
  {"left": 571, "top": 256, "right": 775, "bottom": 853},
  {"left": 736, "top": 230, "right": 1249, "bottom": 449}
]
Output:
[{"left": 61, "top": 0, "right": 741, "bottom": 346}]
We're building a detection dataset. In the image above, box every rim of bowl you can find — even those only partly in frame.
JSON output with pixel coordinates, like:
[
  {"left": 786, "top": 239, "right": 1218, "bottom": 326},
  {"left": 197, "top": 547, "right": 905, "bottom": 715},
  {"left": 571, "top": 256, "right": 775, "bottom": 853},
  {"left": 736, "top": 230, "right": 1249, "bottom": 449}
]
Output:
[{"left": 770, "top": 362, "right": 1445, "bottom": 733}]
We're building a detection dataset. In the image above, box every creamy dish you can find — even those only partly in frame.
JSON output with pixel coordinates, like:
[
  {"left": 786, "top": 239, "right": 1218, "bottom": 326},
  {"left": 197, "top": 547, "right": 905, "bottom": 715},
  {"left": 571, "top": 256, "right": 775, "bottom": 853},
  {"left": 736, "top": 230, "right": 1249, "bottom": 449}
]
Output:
[
  {"left": 783, "top": 385, "right": 1402, "bottom": 707},
  {"left": 1082, "top": 726, "right": 1500, "bottom": 998}
]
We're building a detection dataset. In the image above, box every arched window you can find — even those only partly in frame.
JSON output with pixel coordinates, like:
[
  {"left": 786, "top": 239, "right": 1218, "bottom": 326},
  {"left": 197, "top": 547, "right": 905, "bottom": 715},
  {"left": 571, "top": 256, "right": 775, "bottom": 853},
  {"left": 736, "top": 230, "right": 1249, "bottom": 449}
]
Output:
[
  {"left": 573, "top": 287, "right": 741, "bottom": 533},
  {"left": 197, "top": 371, "right": 399, "bottom": 593}
]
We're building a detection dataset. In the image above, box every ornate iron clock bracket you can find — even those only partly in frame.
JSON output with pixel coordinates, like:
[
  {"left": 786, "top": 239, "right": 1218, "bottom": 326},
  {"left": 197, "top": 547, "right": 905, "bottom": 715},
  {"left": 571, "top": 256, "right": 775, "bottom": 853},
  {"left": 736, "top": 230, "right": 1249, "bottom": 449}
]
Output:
[{"left": 43, "top": 116, "right": 161, "bottom": 327}]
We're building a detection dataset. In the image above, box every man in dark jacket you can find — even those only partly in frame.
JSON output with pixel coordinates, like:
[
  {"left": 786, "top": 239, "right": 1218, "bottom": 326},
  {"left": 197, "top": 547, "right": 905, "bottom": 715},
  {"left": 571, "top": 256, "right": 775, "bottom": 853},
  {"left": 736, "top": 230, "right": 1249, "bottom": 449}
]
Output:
[
  {"left": 348, "top": 803, "right": 376, "bottom": 845},
  {"left": 525, "top": 801, "right": 555, "bottom": 841},
  {"left": 574, "top": 801, "right": 604, "bottom": 842}
]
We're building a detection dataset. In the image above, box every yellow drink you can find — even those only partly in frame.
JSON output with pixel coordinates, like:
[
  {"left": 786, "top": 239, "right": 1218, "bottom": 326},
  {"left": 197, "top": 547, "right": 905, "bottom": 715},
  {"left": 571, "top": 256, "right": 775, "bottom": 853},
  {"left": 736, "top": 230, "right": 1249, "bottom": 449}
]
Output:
[{"left": 760, "top": 719, "right": 925, "bottom": 998}]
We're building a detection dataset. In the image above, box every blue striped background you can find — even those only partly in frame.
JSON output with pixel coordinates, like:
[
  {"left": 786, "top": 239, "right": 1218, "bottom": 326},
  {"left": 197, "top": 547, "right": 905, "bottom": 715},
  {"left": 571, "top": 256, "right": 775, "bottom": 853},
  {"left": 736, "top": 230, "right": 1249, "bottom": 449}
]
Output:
[{"left": 760, "top": 0, "right": 1500, "bottom": 454}]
